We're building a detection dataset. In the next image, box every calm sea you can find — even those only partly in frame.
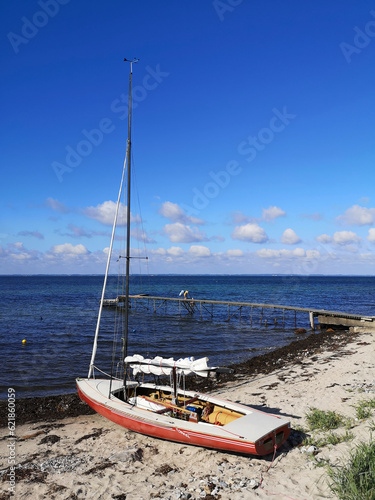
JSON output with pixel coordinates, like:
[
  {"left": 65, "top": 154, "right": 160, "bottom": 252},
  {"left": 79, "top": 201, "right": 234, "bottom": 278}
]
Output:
[{"left": 0, "top": 275, "right": 374, "bottom": 399}]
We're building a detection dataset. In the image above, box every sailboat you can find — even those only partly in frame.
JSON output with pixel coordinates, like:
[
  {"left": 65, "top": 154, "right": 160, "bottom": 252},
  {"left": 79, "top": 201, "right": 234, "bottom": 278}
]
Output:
[{"left": 76, "top": 59, "right": 290, "bottom": 456}]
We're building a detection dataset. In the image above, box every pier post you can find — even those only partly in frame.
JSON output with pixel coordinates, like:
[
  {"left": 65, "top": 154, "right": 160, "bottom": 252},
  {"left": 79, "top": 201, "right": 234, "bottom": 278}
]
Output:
[{"left": 309, "top": 311, "right": 315, "bottom": 329}]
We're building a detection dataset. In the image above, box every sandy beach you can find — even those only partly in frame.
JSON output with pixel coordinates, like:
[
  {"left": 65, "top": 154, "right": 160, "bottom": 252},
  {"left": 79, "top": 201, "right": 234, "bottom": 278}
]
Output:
[{"left": 1, "top": 328, "right": 375, "bottom": 500}]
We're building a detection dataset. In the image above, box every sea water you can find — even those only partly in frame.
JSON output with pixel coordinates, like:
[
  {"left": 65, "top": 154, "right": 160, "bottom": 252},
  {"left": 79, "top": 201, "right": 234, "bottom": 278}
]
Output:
[{"left": 0, "top": 275, "right": 374, "bottom": 399}]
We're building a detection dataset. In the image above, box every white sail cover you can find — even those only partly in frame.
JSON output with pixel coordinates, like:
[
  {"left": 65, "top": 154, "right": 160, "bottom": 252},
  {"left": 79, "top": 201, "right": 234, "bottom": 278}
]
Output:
[{"left": 124, "top": 354, "right": 217, "bottom": 378}]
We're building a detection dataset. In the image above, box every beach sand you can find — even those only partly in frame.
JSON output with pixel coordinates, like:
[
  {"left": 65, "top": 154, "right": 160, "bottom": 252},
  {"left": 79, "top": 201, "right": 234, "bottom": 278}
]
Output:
[{"left": 1, "top": 328, "right": 374, "bottom": 499}]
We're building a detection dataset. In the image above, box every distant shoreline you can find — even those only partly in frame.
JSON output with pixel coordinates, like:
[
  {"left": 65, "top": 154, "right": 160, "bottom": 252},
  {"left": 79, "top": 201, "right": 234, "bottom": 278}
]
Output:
[{"left": 0, "top": 273, "right": 374, "bottom": 277}]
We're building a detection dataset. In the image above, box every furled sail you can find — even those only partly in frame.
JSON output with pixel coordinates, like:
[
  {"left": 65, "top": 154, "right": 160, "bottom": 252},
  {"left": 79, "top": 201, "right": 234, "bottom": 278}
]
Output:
[{"left": 124, "top": 354, "right": 218, "bottom": 378}]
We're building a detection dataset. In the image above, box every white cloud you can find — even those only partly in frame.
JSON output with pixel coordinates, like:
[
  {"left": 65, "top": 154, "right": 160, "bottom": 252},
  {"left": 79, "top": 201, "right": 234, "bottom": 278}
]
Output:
[
  {"left": 45, "top": 197, "right": 69, "bottom": 213},
  {"left": 257, "top": 247, "right": 317, "bottom": 259},
  {"left": 83, "top": 201, "right": 119, "bottom": 225},
  {"left": 51, "top": 243, "right": 89, "bottom": 255},
  {"left": 228, "top": 206, "right": 285, "bottom": 226},
  {"left": 130, "top": 228, "right": 156, "bottom": 244},
  {"left": 11, "top": 253, "right": 32, "bottom": 261},
  {"left": 337, "top": 205, "right": 375, "bottom": 226},
  {"left": 306, "top": 250, "right": 320, "bottom": 259},
  {"left": 262, "top": 206, "right": 286, "bottom": 222},
  {"left": 151, "top": 246, "right": 184, "bottom": 257},
  {"left": 359, "top": 252, "right": 375, "bottom": 262},
  {"left": 11, "top": 242, "right": 24, "bottom": 249},
  {"left": 163, "top": 222, "right": 208, "bottom": 243},
  {"left": 10, "top": 246, "right": 35, "bottom": 260},
  {"left": 315, "top": 234, "right": 332, "bottom": 244},
  {"left": 151, "top": 248, "right": 167, "bottom": 256},
  {"left": 228, "top": 211, "right": 254, "bottom": 225},
  {"left": 83, "top": 201, "right": 140, "bottom": 226},
  {"left": 149, "top": 245, "right": 211, "bottom": 261},
  {"left": 332, "top": 231, "right": 361, "bottom": 246},
  {"left": 159, "top": 202, "right": 204, "bottom": 225},
  {"left": 188, "top": 245, "right": 211, "bottom": 257},
  {"left": 367, "top": 228, "right": 375, "bottom": 242},
  {"left": 225, "top": 249, "right": 244, "bottom": 258},
  {"left": 231, "top": 223, "right": 268, "bottom": 243},
  {"left": 316, "top": 231, "right": 361, "bottom": 246},
  {"left": 343, "top": 245, "right": 359, "bottom": 254},
  {"left": 167, "top": 246, "right": 184, "bottom": 257},
  {"left": 281, "top": 228, "right": 302, "bottom": 245},
  {"left": 0, "top": 242, "right": 41, "bottom": 263}
]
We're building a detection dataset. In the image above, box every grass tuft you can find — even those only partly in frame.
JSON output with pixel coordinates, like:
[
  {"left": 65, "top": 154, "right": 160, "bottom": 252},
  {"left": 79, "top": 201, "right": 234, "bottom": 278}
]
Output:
[
  {"left": 306, "top": 407, "right": 345, "bottom": 431},
  {"left": 326, "top": 430, "right": 354, "bottom": 446},
  {"left": 354, "top": 399, "right": 375, "bottom": 421},
  {"left": 327, "top": 440, "right": 375, "bottom": 500},
  {"left": 302, "top": 430, "right": 354, "bottom": 449}
]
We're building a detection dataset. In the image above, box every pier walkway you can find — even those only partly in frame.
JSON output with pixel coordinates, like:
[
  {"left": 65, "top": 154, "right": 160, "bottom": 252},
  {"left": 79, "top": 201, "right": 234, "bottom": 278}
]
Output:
[{"left": 106, "top": 295, "right": 375, "bottom": 331}]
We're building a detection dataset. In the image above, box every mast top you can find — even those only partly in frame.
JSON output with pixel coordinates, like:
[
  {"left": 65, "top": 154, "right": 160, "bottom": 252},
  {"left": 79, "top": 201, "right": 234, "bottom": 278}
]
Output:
[{"left": 124, "top": 57, "right": 139, "bottom": 72}]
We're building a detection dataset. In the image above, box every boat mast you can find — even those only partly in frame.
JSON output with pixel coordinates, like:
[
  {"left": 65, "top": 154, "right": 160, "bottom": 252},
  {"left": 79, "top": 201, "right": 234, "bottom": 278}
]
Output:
[
  {"left": 123, "top": 57, "right": 138, "bottom": 394},
  {"left": 87, "top": 58, "right": 138, "bottom": 380}
]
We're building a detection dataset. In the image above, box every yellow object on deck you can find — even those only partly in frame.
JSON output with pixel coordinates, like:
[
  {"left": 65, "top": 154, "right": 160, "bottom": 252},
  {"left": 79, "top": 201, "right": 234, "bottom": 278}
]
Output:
[{"left": 208, "top": 410, "right": 238, "bottom": 426}]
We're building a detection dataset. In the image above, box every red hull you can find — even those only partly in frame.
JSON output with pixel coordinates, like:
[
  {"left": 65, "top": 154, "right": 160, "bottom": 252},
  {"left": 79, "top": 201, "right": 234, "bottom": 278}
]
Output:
[{"left": 77, "top": 383, "right": 289, "bottom": 456}]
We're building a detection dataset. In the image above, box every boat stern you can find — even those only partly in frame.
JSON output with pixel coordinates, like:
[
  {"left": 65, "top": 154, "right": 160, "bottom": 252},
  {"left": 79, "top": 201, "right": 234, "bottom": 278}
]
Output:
[
  {"left": 223, "top": 410, "right": 290, "bottom": 455},
  {"left": 254, "top": 422, "right": 290, "bottom": 455}
]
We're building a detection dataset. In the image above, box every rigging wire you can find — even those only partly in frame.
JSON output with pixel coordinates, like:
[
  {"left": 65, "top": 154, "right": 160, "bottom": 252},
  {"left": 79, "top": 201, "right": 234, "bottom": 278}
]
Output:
[
  {"left": 130, "top": 148, "right": 150, "bottom": 293},
  {"left": 109, "top": 150, "right": 151, "bottom": 384},
  {"left": 110, "top": 161, "right": 129, "bottom": 386},
  {"left": 128, "top": 149, "right": 152, "bottom": 359}
]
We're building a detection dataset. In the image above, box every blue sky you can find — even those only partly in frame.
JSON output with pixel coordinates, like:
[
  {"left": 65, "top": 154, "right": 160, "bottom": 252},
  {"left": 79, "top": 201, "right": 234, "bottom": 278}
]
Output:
[{"left": 1, "top": 0, "right": 375, "bottom": 275}]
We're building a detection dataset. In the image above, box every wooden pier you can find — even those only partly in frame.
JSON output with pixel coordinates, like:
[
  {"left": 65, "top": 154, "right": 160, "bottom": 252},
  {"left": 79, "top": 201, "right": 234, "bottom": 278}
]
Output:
[{"left": 105, "top": 295, "right": 375, "bottom": 331}]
